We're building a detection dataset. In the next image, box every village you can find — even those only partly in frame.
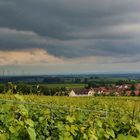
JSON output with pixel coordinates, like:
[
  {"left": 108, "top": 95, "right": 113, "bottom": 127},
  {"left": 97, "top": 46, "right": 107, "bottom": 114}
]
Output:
[{"left": 69, "top": 83, "right": 140, "bottom": 96}]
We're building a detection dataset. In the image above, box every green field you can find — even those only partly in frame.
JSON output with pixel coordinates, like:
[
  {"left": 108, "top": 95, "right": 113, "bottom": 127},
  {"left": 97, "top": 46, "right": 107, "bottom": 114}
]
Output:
[
  {"left": 0, "top": 95, "right": 140, "bottom": 139},
  {"left": 40, "top": 83, "right": 87, "bottom": 89}
]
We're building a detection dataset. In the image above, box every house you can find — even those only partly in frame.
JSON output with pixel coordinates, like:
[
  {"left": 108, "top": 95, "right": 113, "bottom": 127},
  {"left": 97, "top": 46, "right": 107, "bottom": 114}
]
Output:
[
  {"left": 135, "top": 83, "right": 140, "bottom": 90},
  {"left": 69, "top": 90, "right": 76, "bottom": 96},
  {"left": 96, "top": 87, "right": 110, "bottom": 96},
  {"left": 126, "top": 91, "right": 131, "bottom": 96},
  {"left": 126, "top": 90, "right": 139, "bottom": 96},
  {"left": 69, "top": 88, "right": 95, "bottom": 96},
  {"left": 69, "top": 84, "right": 140, "bottom": 97},
  {"left": 87, "top": 88, "right": 96, "bottom": 96},
  {"left": 114, "top": 92, "right": 120, "bottom": 96},
  {"left": 134, "top": 90, "right": 139, "bottom": 96}
]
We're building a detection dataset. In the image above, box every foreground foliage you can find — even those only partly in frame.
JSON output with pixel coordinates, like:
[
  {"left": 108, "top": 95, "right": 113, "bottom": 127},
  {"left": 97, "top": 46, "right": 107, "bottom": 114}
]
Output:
[{"left": 0, "top": 95, "right": 140, "bottom": 139}]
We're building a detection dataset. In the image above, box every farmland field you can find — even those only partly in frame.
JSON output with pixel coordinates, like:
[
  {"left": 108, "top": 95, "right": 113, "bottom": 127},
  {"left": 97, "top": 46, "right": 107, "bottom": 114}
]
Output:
[
  {"left": 40, "top": 83, "right": 87, "bottom": 89},
  {"left": 0, "top": 95, "right": 140, "bottom": 139}
]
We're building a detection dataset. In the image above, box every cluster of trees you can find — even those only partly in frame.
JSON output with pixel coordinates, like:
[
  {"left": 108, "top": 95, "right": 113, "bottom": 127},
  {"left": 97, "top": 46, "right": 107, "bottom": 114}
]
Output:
[
  {"left": 0, "top": 82, "right": 69, "bottom": 96},
  {"left": 87, "top": 79, "right": 137, "bottom": 89},
  {"left": 86, "top": 80, "right": 114, "bottom": 88}
]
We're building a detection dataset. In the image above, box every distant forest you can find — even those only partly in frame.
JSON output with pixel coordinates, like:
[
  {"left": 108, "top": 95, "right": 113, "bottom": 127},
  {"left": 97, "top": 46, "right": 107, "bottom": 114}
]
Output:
[{"left": 0, "top": 73, "right": 140, "bottom": 84}]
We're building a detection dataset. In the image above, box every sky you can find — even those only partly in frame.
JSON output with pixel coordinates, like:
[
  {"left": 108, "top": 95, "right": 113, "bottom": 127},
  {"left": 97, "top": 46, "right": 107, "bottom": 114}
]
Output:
[{"left": 1, "top": 0, "right": 140, "bottom": 75}]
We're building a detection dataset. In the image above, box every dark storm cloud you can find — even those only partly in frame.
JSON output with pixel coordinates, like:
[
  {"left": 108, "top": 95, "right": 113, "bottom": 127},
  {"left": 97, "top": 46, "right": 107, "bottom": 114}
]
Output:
[
  {"left": 1, "top": 0, "right": 140, "bottom": 39},
  {"left": 0, "top": 0, "right": 140, "bottom": 60}
]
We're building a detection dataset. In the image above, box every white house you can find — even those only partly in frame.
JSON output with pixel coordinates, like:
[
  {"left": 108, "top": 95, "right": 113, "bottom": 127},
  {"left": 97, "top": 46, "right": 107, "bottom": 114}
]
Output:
[
  {"left": 69, "top": 90, "right": 76, "bottom": 96},
  {"left": 88, "top": 89, "right": 96, "bottom": 96}
]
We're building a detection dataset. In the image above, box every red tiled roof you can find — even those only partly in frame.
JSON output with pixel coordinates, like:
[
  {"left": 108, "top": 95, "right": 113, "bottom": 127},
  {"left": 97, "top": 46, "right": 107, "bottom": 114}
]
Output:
[
  {"left": 126, "top": 90, "right": 139, "bottom": 96},
  {"left": 134, "top": 90, "right": 139, "bottom": 96}
]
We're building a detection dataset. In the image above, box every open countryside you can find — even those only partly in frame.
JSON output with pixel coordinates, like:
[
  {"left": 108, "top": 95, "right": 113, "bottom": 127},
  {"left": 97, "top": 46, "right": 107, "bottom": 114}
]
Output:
[
  {"left": 1, "top": 0, "right": 140, "bottom": 139},
  {"left": 41, "top": 83, "right": 87, "bottom": 89},
  {"left": 0, "top": 75, "right": 140, "bottom": 139}
]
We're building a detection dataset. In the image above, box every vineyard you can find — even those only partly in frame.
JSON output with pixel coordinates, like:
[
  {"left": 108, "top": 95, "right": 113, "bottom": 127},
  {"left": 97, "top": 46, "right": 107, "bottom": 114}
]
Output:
[{"left": 0, "top": 95, "right": 140, "bottom": 139}]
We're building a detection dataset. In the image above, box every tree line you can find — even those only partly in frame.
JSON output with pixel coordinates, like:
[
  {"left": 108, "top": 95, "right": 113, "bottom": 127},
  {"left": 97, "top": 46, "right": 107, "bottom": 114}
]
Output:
[{"left": 0, "top": 82, "right": 69, "bottom": 96}]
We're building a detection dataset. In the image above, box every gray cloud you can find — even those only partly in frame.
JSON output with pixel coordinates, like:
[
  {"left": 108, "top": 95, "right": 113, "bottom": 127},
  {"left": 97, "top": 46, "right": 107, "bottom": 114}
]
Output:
[{"left": 0, "top": 0, "right": 140, "bottom": 64}]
